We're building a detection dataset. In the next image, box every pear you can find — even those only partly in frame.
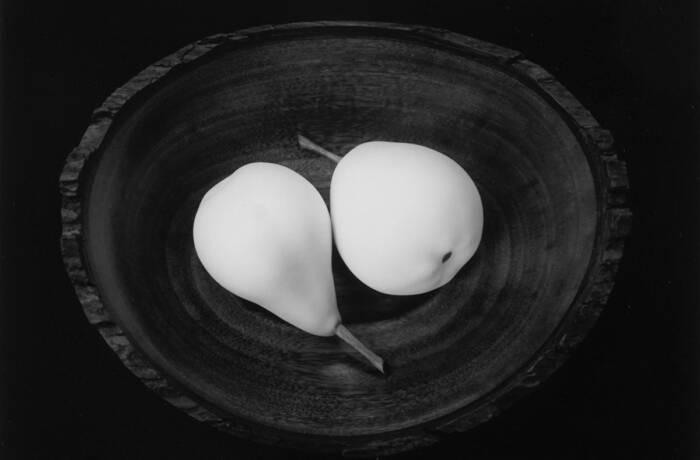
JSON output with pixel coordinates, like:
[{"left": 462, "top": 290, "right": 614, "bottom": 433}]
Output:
[
  {"left": 299, "top": 136, "right": 483, "bottom": 296},
  {"left": 192, "top": 162, "right": 384, "bottom": 371}
]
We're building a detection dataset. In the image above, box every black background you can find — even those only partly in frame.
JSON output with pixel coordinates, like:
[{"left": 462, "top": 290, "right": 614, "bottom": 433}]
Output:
[{"left": 1, "top": 1, "right": 699, "bottom": 459}]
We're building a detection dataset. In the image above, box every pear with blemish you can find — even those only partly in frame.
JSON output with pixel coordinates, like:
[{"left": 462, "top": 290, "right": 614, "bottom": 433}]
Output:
[{"left": 330, "top": 141, "right": 484, "bottom": 295}]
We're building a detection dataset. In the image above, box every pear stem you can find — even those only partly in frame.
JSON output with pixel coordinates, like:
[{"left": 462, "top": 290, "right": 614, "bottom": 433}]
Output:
[
  {"left": 298, "top": 134, "right": 342, "bottom": 163},
  {"left": 335, "top": 323, "right": 385, "bottom": 374}
]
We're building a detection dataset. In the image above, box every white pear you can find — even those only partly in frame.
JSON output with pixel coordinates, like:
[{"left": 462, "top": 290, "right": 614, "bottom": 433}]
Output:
[
  {"left": 329, "top": 141, "right": 484, "bottom": 296},
  {"left": 193, "top": 162, "right": 339, "bottom": 336},
  {"left": 192, "top": 162, "right": 384, "bottom": 371}
]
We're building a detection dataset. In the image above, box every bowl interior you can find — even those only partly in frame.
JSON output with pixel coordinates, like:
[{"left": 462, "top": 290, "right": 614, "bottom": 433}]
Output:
[{"left": 82, "top": 31, "right": 597, "bottom": 435}]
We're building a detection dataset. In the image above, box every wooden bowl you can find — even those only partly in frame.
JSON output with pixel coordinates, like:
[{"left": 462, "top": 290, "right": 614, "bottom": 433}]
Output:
[{"left": 59, "top": 22, "right": 630, "bottom": 456}]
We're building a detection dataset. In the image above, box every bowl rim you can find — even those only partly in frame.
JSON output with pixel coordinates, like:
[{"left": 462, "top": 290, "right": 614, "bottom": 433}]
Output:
[{"left": 58, "top": 20, "right": 631, "bottom": 456}]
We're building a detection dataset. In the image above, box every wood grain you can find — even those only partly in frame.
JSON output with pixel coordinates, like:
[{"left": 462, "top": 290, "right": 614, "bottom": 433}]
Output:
[{"left": 59, "top": 22, "right": 630, "bottom": 456}]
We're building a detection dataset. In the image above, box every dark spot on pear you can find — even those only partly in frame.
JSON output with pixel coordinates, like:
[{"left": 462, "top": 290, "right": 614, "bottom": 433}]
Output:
[{"left": 442, "top": 251, "right": 452, "bottom": 263}]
